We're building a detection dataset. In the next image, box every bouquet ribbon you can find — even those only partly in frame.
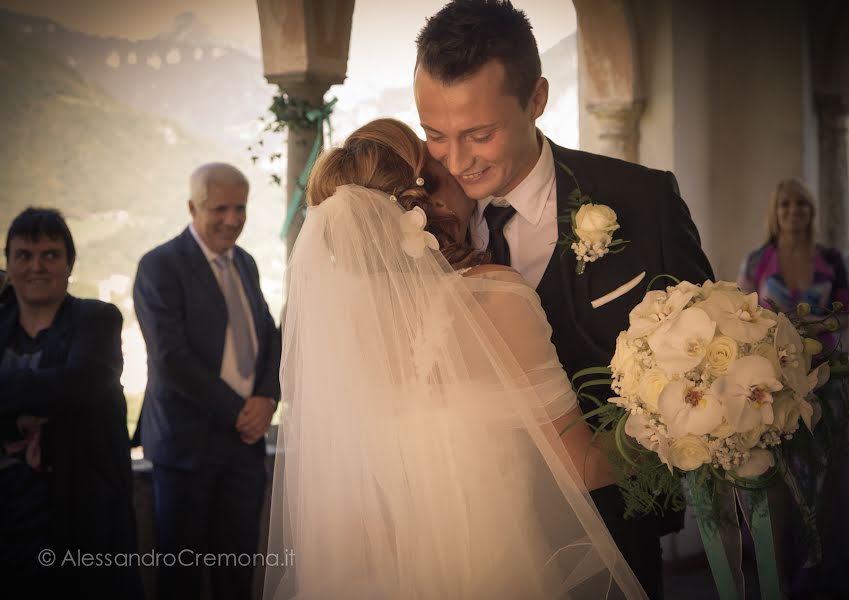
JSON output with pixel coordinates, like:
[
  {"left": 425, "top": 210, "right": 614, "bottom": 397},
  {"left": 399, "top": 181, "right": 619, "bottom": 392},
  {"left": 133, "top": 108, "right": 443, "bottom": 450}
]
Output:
[{"left": 686, "top": 471, "right": 780, "bottom": 599}]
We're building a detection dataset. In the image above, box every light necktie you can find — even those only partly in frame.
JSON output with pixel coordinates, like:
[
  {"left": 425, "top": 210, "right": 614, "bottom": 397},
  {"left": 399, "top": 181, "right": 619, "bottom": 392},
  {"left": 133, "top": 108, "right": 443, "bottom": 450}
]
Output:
[
  {"left": 484, "top": 203, "right": 518, "bottom": 266},
  {"left": 213, "top": 255, "right": 255, "bottom": 377}
]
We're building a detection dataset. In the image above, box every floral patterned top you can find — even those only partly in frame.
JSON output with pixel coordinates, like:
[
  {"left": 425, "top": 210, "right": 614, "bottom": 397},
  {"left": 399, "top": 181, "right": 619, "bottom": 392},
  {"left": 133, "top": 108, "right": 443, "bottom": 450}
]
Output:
[{"left": 737, "top": 243, "right": 849, "bottom": 316}]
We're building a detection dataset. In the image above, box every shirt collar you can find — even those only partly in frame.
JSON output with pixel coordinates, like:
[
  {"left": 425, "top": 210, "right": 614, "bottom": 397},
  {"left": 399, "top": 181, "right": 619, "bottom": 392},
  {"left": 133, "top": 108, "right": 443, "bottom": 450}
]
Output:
[
  {"left": 189, "top": 223, "right": 234, "bottom": 264},
  {"left": 474, "top": 133, "right": 555, "bottom": 228}
]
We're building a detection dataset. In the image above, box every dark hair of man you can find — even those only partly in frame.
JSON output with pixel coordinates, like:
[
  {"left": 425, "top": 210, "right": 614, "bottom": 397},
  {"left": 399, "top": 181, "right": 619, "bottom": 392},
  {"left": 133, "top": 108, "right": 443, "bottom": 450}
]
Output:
[
  {"left": 415, "top": 0, "right": 541, "bottom": 108},
  {"left": 4, "top": 207, "right": 76, "bottom": 268}
]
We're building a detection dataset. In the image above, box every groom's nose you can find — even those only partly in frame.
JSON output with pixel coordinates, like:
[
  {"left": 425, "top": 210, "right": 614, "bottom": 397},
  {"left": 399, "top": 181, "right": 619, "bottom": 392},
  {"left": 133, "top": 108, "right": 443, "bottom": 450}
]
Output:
[{"left": 446, "top": 141, "right": 472, "bottom": 177}]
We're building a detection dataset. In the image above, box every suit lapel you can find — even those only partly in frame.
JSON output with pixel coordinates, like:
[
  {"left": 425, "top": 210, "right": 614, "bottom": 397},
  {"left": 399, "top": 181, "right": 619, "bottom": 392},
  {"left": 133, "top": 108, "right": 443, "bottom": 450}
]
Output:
[
  {"left": 551, "top": 142, "right": 592, "bottom": 315},
  {"left": 177, "top": 228, "right": 227, "bottom": 314},
  {"left": 550, "top": 142, "right": 609, "bottom": 359}
]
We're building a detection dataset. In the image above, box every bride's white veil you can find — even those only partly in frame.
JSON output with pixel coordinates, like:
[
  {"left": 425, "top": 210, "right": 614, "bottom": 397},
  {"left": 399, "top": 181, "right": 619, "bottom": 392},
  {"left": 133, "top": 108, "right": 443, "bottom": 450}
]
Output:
[{"left": 264, "top": 184, "right": 646, "bottom": 599}]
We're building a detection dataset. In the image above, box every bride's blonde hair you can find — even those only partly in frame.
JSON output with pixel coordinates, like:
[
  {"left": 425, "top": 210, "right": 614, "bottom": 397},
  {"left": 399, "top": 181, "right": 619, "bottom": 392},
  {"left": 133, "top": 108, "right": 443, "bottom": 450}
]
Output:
[{"left": 306, "top": 118, "right": 487, "bottom": 268}]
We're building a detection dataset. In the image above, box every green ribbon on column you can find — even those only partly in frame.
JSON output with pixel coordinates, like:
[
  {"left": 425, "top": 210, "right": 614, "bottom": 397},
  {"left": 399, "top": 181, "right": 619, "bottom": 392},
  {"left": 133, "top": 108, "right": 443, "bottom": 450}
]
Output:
[
  {"left": 741, "top": 488, "right": 780, "bottom": 599},
  {"left": 280, "top": 97, "right": 337, "bottom": 241},
  {"left": 686, "top": 471, "right": 741, "bottom": 600}
]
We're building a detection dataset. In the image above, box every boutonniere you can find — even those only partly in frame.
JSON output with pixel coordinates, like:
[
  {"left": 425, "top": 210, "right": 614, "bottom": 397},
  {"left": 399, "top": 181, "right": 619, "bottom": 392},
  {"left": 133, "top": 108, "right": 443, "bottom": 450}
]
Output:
[{"left": 556, "top": 161, "right": 628, "bottom": 274}]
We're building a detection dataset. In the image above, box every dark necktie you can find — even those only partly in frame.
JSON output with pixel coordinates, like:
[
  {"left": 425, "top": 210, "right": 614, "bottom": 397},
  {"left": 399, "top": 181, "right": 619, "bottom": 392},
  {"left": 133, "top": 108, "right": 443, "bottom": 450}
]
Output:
[{"left": 484, "top": 203, "right": 517, "bottom": 266}]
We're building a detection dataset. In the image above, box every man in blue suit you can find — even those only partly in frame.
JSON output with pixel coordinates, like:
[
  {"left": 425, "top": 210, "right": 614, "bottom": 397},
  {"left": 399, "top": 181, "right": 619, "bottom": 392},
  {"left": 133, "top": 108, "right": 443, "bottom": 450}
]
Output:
[{"left": 134, "top": 163, "right": 280, "bottom": 599}]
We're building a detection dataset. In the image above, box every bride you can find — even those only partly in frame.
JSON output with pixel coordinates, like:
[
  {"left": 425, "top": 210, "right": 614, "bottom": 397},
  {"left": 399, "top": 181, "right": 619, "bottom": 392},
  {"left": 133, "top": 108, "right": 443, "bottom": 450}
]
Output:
[{"left": 264, "top": 118, "right": 646, "bottom": 599}]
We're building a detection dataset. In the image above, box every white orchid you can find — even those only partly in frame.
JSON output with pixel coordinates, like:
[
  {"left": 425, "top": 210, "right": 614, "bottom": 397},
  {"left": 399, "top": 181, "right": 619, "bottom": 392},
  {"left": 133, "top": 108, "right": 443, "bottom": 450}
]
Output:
[
  {"left": 711, "top": 355, "right": 783, "bottom": 432},
  {"left": 399, "top": 206, "right": 439, "bottom": 258},
  {"left": 774, "top": 313, "right": 809, "bottom": 395},
  {"left": 624, "top": 411, "right": 672, "bottom": 470},
  {"left": 696, "top": 290, "right": 775, "bottom": 343},
  {"left": 658, "top": 379, "right": 724, "bottom": 438},
  {"left": 771, "top": 390, "right": 811, "bottom": 434},
  {"left": 699, "top": 280, "right": 740, "bottom": 299},
  {"left": 648, "top": 307, "right": 716, "bottom": 376},
  {"left": 628, "top": 288, "right": 695, "bottom": 339}
]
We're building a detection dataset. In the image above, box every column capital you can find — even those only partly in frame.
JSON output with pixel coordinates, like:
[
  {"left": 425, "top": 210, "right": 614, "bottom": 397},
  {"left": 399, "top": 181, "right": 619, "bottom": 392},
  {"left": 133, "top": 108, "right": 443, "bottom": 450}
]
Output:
[{"left": 585, "top": 99, "right": 645, "bottom": 162}]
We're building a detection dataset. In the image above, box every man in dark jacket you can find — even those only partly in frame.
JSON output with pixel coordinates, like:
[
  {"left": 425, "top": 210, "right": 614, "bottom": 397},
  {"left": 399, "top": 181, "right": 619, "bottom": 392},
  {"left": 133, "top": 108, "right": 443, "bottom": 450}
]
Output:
[
  {"left": 0, "top": 207, "right": 142, "bottom": 598},
  {"left": 415, "top": 2, "right": 714, "bottom": 597},
  {"left": 134, "top": 163, "right": 280, "bottom": 599}
]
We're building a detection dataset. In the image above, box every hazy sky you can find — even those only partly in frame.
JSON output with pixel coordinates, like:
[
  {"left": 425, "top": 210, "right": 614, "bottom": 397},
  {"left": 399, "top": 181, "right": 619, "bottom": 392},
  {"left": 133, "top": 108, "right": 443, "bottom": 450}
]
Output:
[{"left": 1, "top": 0, "right": 576, "bottom": 89}]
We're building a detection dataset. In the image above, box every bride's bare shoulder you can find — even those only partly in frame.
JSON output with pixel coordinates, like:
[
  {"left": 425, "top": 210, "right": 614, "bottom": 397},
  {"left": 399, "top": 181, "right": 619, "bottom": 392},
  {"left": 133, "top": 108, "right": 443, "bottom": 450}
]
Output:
[
  {"left": 462, "top": 264, "right": 516, "bottom": 277},
  {"left": 461, "top": 265, "right": 531, "bottom": 288}
]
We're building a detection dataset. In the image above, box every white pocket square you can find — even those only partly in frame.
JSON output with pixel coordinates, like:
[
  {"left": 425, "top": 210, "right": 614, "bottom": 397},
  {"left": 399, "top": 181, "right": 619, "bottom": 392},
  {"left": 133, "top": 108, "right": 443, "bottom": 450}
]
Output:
[{"left": 591, "top": 271, "right": 646, "bottom": 309}]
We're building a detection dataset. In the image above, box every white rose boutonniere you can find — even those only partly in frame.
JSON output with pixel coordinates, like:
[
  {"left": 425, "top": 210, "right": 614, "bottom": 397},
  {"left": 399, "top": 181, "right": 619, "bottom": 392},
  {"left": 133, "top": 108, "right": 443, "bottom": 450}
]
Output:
[{"left": 556, "top": 161, "right": 628, "bottom": 274}]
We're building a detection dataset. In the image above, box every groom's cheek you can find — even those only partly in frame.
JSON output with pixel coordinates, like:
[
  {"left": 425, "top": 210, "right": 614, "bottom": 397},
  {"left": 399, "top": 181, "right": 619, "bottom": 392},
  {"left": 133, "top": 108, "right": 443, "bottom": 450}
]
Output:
[{"left": 425, "top": 140, "right": 445, "bottom": 165}]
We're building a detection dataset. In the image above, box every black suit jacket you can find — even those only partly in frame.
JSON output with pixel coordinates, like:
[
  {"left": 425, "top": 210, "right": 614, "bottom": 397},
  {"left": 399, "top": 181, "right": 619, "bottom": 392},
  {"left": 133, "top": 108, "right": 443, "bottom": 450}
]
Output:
[
  {"left": 0, "top": 296, "right": 142, "bottom": 596},
  {"left": 536, "top": 141, "right": 715, "bottom": 536},
  {"left": 538, "top": 140, "right": 715, "bottom": 378},
  {"left": 133, "top": 228, "right": 281, "bottom": 469}
]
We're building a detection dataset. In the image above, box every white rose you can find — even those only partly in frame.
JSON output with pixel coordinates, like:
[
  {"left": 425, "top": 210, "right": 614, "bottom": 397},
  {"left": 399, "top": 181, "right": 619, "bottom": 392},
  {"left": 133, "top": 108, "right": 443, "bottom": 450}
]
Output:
[
  {"left": 638, "top": 369, "right": 669, "bottom": 412},
  {"left": 574, "top": 203, "right": 619, "bottom": 245},
  {"left": 669, "top": 435, "right": 711, "bottom": 471},
  {"left": 616, "top": 371, "right": 641, "bottom": 400},
  {"left": 706, "top": 336, "right": 739, "bottom": 374},
  {"left": 610, "top": 332, "right": 642, "bottom": 398},
  {"left": 734, "top": 448, "right": 775, "bottom": 478}
]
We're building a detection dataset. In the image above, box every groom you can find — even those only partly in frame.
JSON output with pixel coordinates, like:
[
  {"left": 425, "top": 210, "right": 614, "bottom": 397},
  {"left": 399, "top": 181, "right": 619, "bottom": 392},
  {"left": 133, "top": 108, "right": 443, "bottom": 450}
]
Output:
[{"left": 414, "top": 1, "right": 714, "bottom": 597}]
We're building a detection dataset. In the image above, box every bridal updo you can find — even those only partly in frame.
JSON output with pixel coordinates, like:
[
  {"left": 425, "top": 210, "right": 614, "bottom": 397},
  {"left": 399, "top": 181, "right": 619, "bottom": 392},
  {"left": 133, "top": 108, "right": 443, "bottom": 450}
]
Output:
[{"left": 306, "top": 118, "right": 487, "bottom": 269}]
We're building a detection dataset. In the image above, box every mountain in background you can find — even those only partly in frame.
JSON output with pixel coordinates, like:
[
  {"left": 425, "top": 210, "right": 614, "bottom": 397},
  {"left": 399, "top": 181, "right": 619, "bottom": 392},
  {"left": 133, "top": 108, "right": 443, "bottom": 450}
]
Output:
[
  {"left": 0, "top": 7, "right": 577, "bottom": 167},
  {"left": 0, "top": 9, "right": 276, "bottom": 150},
  {"left": 0, "top": 13, "right": 284, "bottom": 311},
  {"left": 0, "top": 5, "right": 575, "bottom": 314}
]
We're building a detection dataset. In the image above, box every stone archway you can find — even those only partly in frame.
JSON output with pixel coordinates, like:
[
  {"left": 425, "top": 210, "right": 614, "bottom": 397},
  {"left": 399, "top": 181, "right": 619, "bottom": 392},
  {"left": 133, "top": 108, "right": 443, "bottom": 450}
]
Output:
[{"left": 572, "top": 0, "right": 644, "bottom": 162}]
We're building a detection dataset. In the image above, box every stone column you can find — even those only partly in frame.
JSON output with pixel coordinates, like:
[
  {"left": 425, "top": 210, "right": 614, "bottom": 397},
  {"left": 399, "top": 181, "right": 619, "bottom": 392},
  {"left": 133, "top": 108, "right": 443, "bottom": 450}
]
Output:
[
  {"left": 816, "top": 94, "right": 849, "bottom": 250},
  {"left": 256, "top": 0, "right": 355, "bottom": 255},
  {"left": 274, "top": 81, "right": 331, "bottom": 257},
  {"left": 586, "top": 100, "right": 645, "bottom": 162}
]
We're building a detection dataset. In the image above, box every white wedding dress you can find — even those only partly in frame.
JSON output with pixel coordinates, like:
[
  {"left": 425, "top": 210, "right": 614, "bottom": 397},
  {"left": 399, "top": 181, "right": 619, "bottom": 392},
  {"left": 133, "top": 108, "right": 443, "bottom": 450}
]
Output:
[{"left": 264, "top": 185, "right": 646, "bottom": 600}]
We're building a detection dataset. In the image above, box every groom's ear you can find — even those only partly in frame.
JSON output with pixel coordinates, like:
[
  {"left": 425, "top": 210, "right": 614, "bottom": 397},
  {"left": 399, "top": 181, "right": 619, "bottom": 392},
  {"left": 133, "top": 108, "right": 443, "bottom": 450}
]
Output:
[{"left": 528, "top": 77, "right": 549, "bottom": 121}]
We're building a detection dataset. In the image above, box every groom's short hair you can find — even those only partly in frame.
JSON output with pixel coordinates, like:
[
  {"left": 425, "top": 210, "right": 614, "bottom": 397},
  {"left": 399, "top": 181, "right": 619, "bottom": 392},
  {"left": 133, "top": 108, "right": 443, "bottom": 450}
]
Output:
[{"left": 415, "top": 0, "right": 541, "bottom": 109}]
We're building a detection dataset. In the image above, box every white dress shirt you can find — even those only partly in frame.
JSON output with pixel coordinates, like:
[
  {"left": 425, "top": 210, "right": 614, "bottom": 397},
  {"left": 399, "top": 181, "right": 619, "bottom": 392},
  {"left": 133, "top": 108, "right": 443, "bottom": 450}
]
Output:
[
  {"left": 472, "top": 135, "right": 558, "bottom": 288},
  {"left": 189, "top": 224, "right": 258, "bottom": 399}
]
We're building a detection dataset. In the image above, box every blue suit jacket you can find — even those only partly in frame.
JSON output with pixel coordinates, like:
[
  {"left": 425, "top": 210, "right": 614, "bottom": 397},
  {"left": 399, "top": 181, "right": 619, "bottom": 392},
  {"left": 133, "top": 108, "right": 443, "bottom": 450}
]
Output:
[{"left": 133, "top": 227, "right": 281, "bottom": 469}]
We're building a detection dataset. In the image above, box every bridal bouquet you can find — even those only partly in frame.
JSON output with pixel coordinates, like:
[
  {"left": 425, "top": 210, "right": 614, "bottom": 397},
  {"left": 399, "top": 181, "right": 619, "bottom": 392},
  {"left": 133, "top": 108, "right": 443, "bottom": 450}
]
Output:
[
  {"left": 609, "top": 279, "right": 828, "bottom": 479},
  {"left": 576, "top": 278, "right": 834, "bottom": 600}
]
